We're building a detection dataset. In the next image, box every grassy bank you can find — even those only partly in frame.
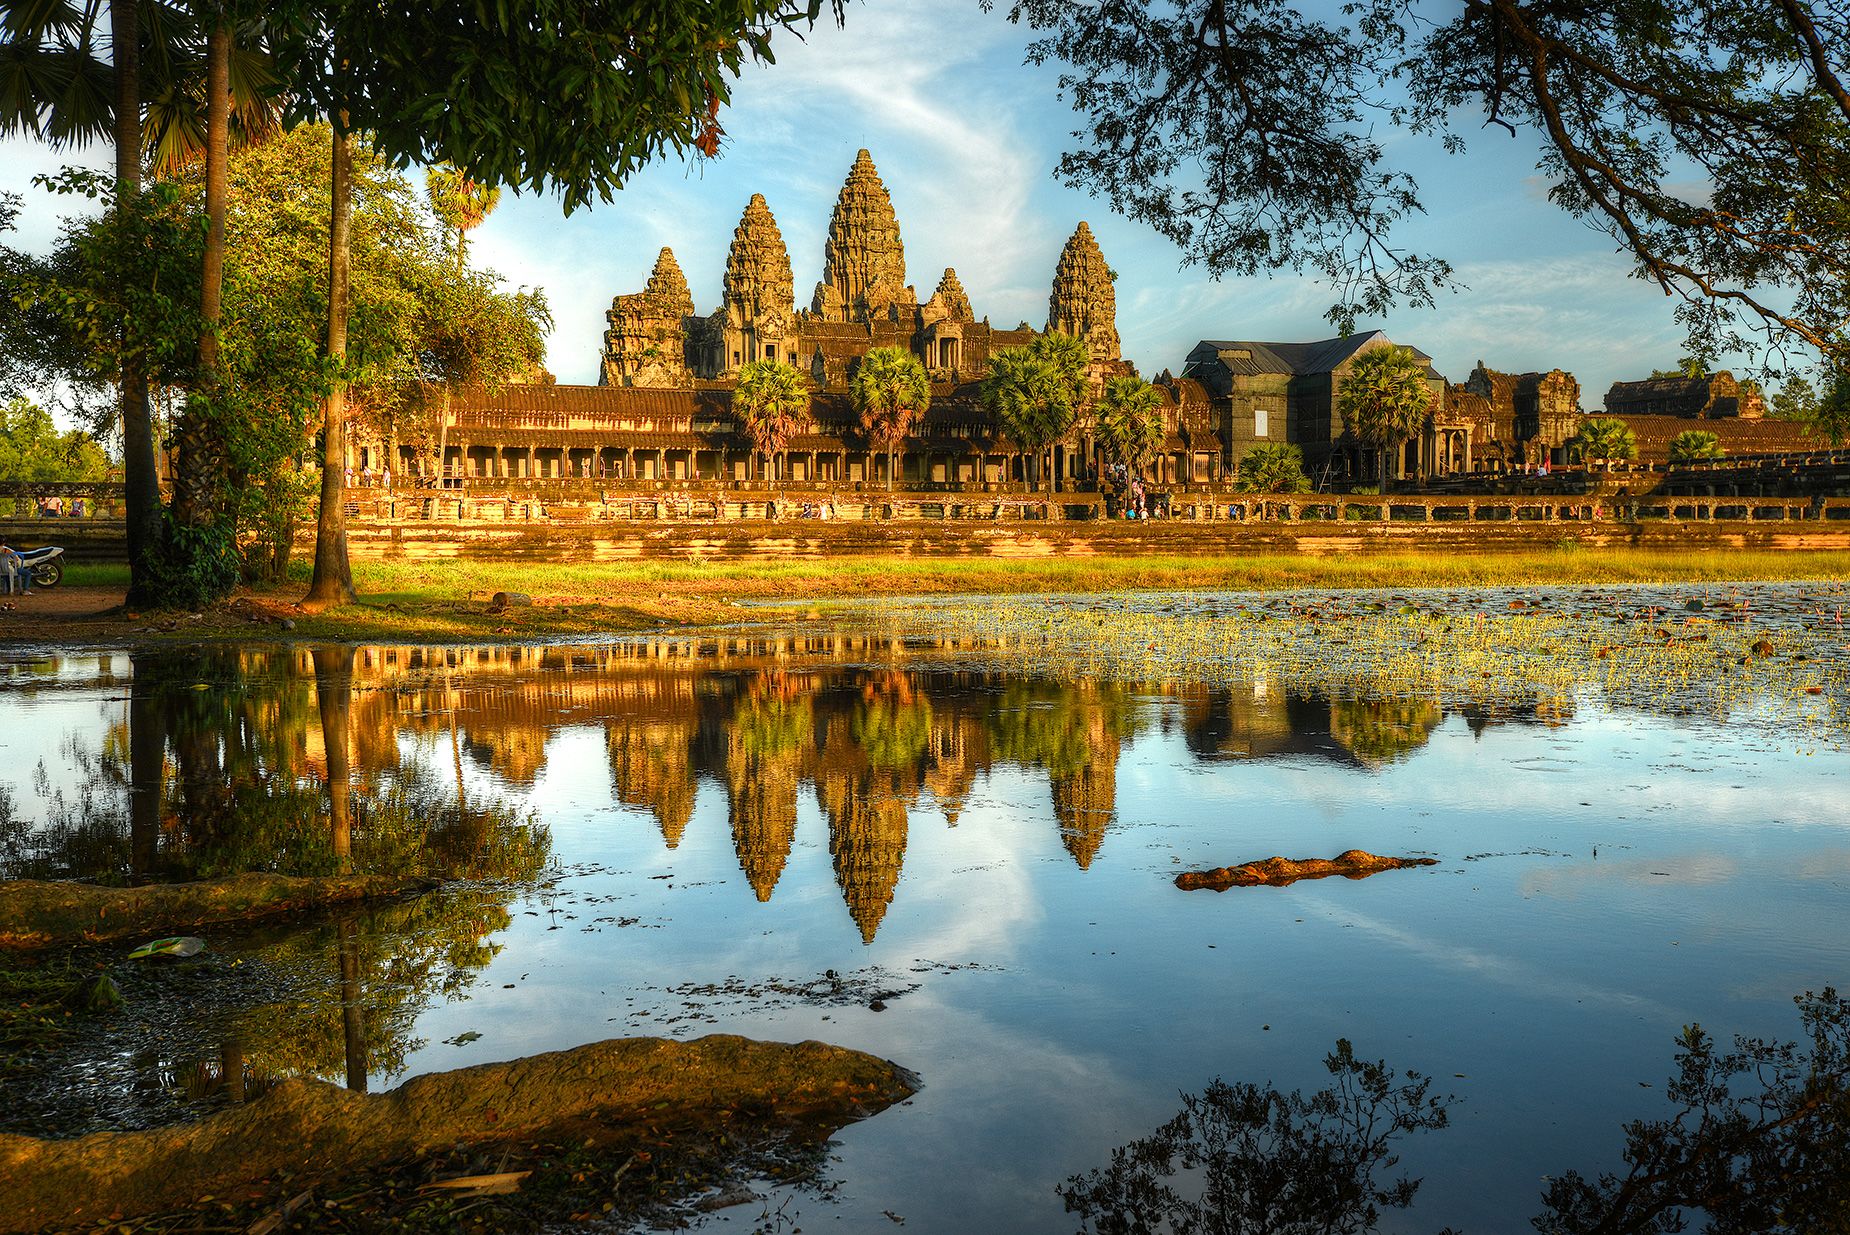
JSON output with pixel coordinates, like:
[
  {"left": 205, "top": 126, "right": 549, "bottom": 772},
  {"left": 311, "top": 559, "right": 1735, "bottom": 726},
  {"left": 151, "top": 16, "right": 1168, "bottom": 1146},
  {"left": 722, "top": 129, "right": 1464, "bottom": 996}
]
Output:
[{"left": 16, "top": 548, "right": 1850, "bottom": 646}]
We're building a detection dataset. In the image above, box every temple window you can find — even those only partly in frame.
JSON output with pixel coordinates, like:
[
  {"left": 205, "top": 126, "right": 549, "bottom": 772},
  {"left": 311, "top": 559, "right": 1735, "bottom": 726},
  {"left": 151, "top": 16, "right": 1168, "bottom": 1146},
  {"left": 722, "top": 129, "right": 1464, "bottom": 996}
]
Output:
[{"left": 1255, "top": 408, "right": 1269, "bottom": 437}]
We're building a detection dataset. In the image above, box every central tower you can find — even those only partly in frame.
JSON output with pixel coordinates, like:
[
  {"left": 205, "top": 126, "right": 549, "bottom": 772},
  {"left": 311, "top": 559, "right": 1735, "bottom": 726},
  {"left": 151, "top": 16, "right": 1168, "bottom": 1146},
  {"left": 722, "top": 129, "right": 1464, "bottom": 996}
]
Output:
[{"left": 812, "top": 149, "right": 913, "bottom": 322}]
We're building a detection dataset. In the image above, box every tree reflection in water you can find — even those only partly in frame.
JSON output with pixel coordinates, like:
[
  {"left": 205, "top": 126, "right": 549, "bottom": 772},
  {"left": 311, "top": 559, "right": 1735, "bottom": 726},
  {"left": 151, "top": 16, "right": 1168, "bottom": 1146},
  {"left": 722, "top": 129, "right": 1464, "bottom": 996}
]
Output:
[{"left": 1062, "top": 990, "right": 1850, "bottom": 1235}]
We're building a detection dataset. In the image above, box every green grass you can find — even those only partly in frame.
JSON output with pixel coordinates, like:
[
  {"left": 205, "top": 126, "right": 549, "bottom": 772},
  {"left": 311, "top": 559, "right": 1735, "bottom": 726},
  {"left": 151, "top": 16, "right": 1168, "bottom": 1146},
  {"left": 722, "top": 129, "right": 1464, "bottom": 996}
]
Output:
[
  {"left": 57, "top": 562, "right": 129, "bottom": 588},
  {"left": 332, "top": 547, "right": 1850, "bottom": 602}
]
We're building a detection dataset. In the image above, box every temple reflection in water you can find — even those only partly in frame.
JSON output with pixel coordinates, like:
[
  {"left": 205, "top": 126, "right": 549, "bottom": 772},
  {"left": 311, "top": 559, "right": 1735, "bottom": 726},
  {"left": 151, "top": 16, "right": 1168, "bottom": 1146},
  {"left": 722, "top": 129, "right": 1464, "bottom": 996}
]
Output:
[{"left": 2, "top": 635, "right": 1574, "bottom": 944}]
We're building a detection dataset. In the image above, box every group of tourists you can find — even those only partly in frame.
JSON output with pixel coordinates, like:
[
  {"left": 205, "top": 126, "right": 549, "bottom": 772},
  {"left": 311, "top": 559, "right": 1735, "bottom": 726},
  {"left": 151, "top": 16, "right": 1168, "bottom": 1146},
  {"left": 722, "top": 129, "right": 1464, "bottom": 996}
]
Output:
[{"left": 344, "top": 465, "right": 394, "bottom": 489}]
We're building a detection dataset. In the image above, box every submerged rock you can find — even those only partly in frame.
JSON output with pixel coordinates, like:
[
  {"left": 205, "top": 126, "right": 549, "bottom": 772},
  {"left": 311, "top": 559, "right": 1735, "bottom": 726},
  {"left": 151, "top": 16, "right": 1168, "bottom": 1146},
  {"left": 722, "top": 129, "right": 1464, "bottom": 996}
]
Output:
[
  {"left": 0, "top": 1034, "right": 915, "bottom": 1233},
  {"left": 1175, "top": 849, "right": 1438, "bottom": 892}
]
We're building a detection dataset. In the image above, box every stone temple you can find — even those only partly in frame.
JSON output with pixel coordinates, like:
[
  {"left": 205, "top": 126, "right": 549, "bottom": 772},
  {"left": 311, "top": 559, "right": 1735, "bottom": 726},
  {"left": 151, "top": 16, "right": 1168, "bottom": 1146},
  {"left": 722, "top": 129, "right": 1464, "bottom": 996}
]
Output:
[
  {"left": 600, "top": 149, "right": 1121, "bottom": 390},
  {"left": 335, "top": 150, "right": 1819, "bottom": 493}
]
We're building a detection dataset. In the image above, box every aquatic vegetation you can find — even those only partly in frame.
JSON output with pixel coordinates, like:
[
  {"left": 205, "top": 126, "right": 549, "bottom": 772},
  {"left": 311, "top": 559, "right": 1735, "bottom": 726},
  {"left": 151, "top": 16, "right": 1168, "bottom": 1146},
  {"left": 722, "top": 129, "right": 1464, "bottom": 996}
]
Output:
[{"left": 827, "top": 582, "right": 1850, "bottom": 750}]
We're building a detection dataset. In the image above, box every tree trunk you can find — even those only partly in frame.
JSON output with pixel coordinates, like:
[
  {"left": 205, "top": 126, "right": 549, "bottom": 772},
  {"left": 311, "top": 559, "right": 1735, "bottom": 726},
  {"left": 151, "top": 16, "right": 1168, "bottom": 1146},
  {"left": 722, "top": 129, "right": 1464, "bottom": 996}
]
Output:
[
  {"left": 435, "top": 385, "right": 451, "bottom": 481},
  {"left": 112, "top": 0, "right": 163, "bottom": 609},
  {"left": 305, "top": 121, "right": 356, "bottom": 608},
  {"left": 174, "top": 18, "right": 232, "bottom": 533},
  {"left": 314, "top": 645, "right": 355, "bottom": 867},
  {"left": 128, "top": 656, "right": 165, "bottom": 877},
  {"left": 337, "top": 918, "right": 367, "bottom": 1092}
]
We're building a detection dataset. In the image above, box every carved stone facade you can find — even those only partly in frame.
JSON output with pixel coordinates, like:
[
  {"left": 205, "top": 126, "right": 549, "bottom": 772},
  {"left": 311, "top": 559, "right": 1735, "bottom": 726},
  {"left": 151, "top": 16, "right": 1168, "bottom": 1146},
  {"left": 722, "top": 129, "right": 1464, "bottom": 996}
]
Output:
[
  {"left": 598, "top": 151, "right": 1118, "bottom": 391},
  {"left": 1604, "top": 372, "right": 1765, "bottom": 420},
  {"left": 1047, "top": 222, "right": 1121, "bottom": 365},
  {"left": 600, "top": 248, "right": 696, "bottom": 387},
  {"left": 812, "top": 149, "right": 913, "bottom": 323},
  {"left": 1466, "top": 362, "right": 1582, "bottom": 462}
]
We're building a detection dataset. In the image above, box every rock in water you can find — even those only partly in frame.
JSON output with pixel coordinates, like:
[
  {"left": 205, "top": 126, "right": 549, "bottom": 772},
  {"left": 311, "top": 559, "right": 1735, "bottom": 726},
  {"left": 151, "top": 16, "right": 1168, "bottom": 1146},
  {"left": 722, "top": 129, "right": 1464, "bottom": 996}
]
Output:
[{"left": 1176, "top": 850, "right": 1437, "bottom": 892}]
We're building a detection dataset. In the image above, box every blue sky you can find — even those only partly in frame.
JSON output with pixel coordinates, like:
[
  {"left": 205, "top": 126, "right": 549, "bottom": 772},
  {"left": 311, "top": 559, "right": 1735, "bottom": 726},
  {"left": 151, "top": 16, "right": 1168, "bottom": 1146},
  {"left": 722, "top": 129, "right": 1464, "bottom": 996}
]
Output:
[{"left": 4, "top": 0, "right": 1734, "bottom": 409}]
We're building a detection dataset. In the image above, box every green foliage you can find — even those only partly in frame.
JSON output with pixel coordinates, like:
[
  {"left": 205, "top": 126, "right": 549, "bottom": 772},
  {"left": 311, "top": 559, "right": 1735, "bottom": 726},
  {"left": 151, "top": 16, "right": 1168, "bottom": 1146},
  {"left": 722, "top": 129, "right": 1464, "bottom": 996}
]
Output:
[
  {"left": 0, "top": 396, "right": 110, "bottom": 482},
  {"left": 982, "top": 332, "right": 1090, "bottom": 490},
  {"left": 1337, "top": 345, "right": 1432, "bottom": 485},
  {"left": 1575, "top": 417, "right": 1638, "bottom": 467},
  {"left": 1668, "top": 430, "right": 1724, "bottom": 463},
  {"left": 1000, "top": 1, "right": 1850, "bottom": 367},
  {"left": 986, "top": 681, "right": 1135, "bottom": 780},
  {"left": 850, "top": 346, "right": 930, "bottom": 487},
  {"left": 1095, "top": 375, "right": 1166, "bottom": 476},
  {"left": 1771, "top": 374, "right": 1819, "bottom": 422},
  {"left": 734, "top": 359, "right": 812, "bottom": 475},
  {"left": 275, "top": 2, "right": 844, "bottom": 215},
  {"left": 1650, "top": 357, "right": 1712, "bottom": 379},
  {"left": 1235, "top": 442, "right": 1310, "bottom": 493},
  {"left": 17, "top": 169, "right": 205, "bottom": 397},
  {"left": 425, "top": 163, "right": 502, "bottom": 267},
  {"left": 732, "top": 691, "right": 813, "bottom": 759},
  {"left": 1809, "top": 369, "right": 1850, "bottom": 447},
  {"left": 145, "top": 511, "right": 241, "bottom": 612}
]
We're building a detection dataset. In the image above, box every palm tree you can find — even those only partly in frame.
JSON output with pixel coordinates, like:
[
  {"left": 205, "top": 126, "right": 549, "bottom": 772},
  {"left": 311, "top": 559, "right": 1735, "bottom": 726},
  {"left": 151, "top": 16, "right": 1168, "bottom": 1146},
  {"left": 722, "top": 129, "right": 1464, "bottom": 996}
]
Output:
[
  {"left": 1336, "top": 344, "right": 1433, "bottom": 489},
  {"left": 1236, "top": 442, "right": 1310, "bottom": 493},
  {"left": 734, "top": 359, "right": 812, "bottom": 486},
  {"left": 1, "top": 0, "right": 168, "bottom": 603},
  {"left": 426, "top": 164, "right": 501, "bottom": 271},
  {"left": 1667, "top": 430, "right": 1724, "bottom": 464},
  {"left": 982, "top": 332, "right": 1089, "bottom": 492},
  {"left": 1574, "top": 417, "right": 1637, "bottom": 470},
  {"left": 1095, "top": 375, "right": 1165, "bottom": 480},
  {"left": 849, "top": 346, "right": 929, "bottom": 489}
]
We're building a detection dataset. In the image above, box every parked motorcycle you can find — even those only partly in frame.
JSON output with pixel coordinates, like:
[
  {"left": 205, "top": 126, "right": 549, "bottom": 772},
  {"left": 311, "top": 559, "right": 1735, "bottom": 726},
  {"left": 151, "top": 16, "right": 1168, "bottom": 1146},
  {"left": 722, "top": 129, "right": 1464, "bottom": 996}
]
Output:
[{"left": 16, "top": 545, "right": 65, "bottom": 589}]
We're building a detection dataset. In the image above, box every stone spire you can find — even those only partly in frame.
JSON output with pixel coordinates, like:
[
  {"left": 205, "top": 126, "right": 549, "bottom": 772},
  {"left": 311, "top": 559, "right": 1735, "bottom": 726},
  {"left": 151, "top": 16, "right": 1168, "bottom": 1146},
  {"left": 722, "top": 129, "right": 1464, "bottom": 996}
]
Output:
[
  {"left": 718, "top": 194, "right": 795, "bottom": 374},
  {"left": 600, "top": 247, "right": 697, "bottom": 387},
  {"left": 723, "top": 194, "right": 794, "bottom": 329},
  {"left": 643, "top": 246, "right": 695, "bottom": 321},
  {"left": 813, "top": 149, "right": 910, "bottom": 322},
  {"left": 1047, "top": 222, "right": 1121, "bottom": 362},
  {"left": 930, "top": 268, "right": 973, "bottom": 322}
]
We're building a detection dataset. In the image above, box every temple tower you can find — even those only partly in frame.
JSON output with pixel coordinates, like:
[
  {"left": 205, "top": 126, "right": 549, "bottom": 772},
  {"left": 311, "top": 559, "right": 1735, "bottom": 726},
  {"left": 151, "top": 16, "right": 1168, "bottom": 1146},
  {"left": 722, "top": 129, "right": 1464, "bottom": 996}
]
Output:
[
  {"left": 600, "top": 247, "right": 696, "bottom": 387},
  {"left": 927, "top": 268, "right": 974, "bottom": 323},
  {"left": 812, "top": 149, "right": 913, "bottom": 322},
  {"left": 716, "top": 194, "right": 796, "bottom": 376},
  {"left": 1047, "top": 222, "right": 1121, "bottom": 362}
]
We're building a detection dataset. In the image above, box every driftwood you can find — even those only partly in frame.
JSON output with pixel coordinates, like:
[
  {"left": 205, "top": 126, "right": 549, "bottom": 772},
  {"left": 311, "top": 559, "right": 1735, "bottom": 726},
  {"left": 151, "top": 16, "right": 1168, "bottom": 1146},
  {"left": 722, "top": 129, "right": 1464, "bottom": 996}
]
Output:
[
  {"left": 0, "top": 1034, "right": 915, "bottom": 1233},
  {"left": 0, "top": 873, "right": 440, "bottom": 950},
  {"left": 1175, "top": 849, "right": 1438, "bottom": 892},
  {"left": 489, "top": 591, "right": 533, "bottom": 611}
]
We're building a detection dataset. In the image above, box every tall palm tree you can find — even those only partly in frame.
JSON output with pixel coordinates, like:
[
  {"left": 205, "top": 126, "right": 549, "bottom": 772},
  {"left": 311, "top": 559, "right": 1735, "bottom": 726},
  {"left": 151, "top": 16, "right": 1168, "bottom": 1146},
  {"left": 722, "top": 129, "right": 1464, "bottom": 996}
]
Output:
[
  {"left": 849, "top": 345, "right": 929, "bottom": 489},
  {"left": 982, "top": 332, "right": 1089, "bottom": 492},
  {"left": 1095, "top": 375, "right": 1165, "bottom": 480},
  {"left": 734, "top": 359, "right": 812, "bottom": 487},
  {"left": 0, "top": 0, "right": 170, "bottom": 603},
  {"left": 426, "top": 163, "right": 501, "bottom": 271},
  {"left": 1335, "top": 344, "right": 1433, "bottom": 489}
]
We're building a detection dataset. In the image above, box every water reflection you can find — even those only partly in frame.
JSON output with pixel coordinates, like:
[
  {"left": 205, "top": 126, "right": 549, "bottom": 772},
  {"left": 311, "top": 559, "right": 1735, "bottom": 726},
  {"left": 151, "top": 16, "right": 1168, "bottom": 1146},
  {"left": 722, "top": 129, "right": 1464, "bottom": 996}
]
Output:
[
  {"left": 0, "top": 638, "right": 1583, "bottom": 943},
  {"left": 1063, "top": 988, "right": 1850, "bottom": 1235},
  {"left": 5, "top": 886, "right": 517, "bottom": 1136}
]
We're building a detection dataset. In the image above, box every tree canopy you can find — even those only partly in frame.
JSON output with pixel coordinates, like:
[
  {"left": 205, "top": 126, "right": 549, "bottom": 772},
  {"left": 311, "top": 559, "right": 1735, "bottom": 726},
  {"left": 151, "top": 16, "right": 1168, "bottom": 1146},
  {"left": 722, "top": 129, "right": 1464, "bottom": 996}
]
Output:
[
  {"left": 734, "top": 359, "right": 812, "bottom": 480},
  {"left": 1668, "top": 430, "right": 1724, "bottom": 464},
  {"left": 1095, "top": 375, "right": 1165, "bottom": 477},
  {"left": 0, "top": 396, "right": 111, "bottom": 483},
  {"left": 1336, "top": 345, "right": 1432, "bottom": 484},
  {"left": 1575, "top": 417, "right": 1638, "bottom": 468},
  {"left": 982, "top": 332, "right": 1090, "bottom": 490},
  {"left": 1236, "top": 442, "right": 1310, "bottom": 494},
  {"left": 850, "top": 346, "right": 930, "bottom": 489},
  {"left": 998, "top": 0, "right": 1850, "bottom": 371}
]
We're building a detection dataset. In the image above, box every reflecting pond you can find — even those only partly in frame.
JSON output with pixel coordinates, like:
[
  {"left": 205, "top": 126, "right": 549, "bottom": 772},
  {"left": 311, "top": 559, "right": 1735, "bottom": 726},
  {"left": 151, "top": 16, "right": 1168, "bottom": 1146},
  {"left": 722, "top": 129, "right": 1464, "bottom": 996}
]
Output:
[{"left": 3, "top": 585, "right": 1849, "bottom": 1232}]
